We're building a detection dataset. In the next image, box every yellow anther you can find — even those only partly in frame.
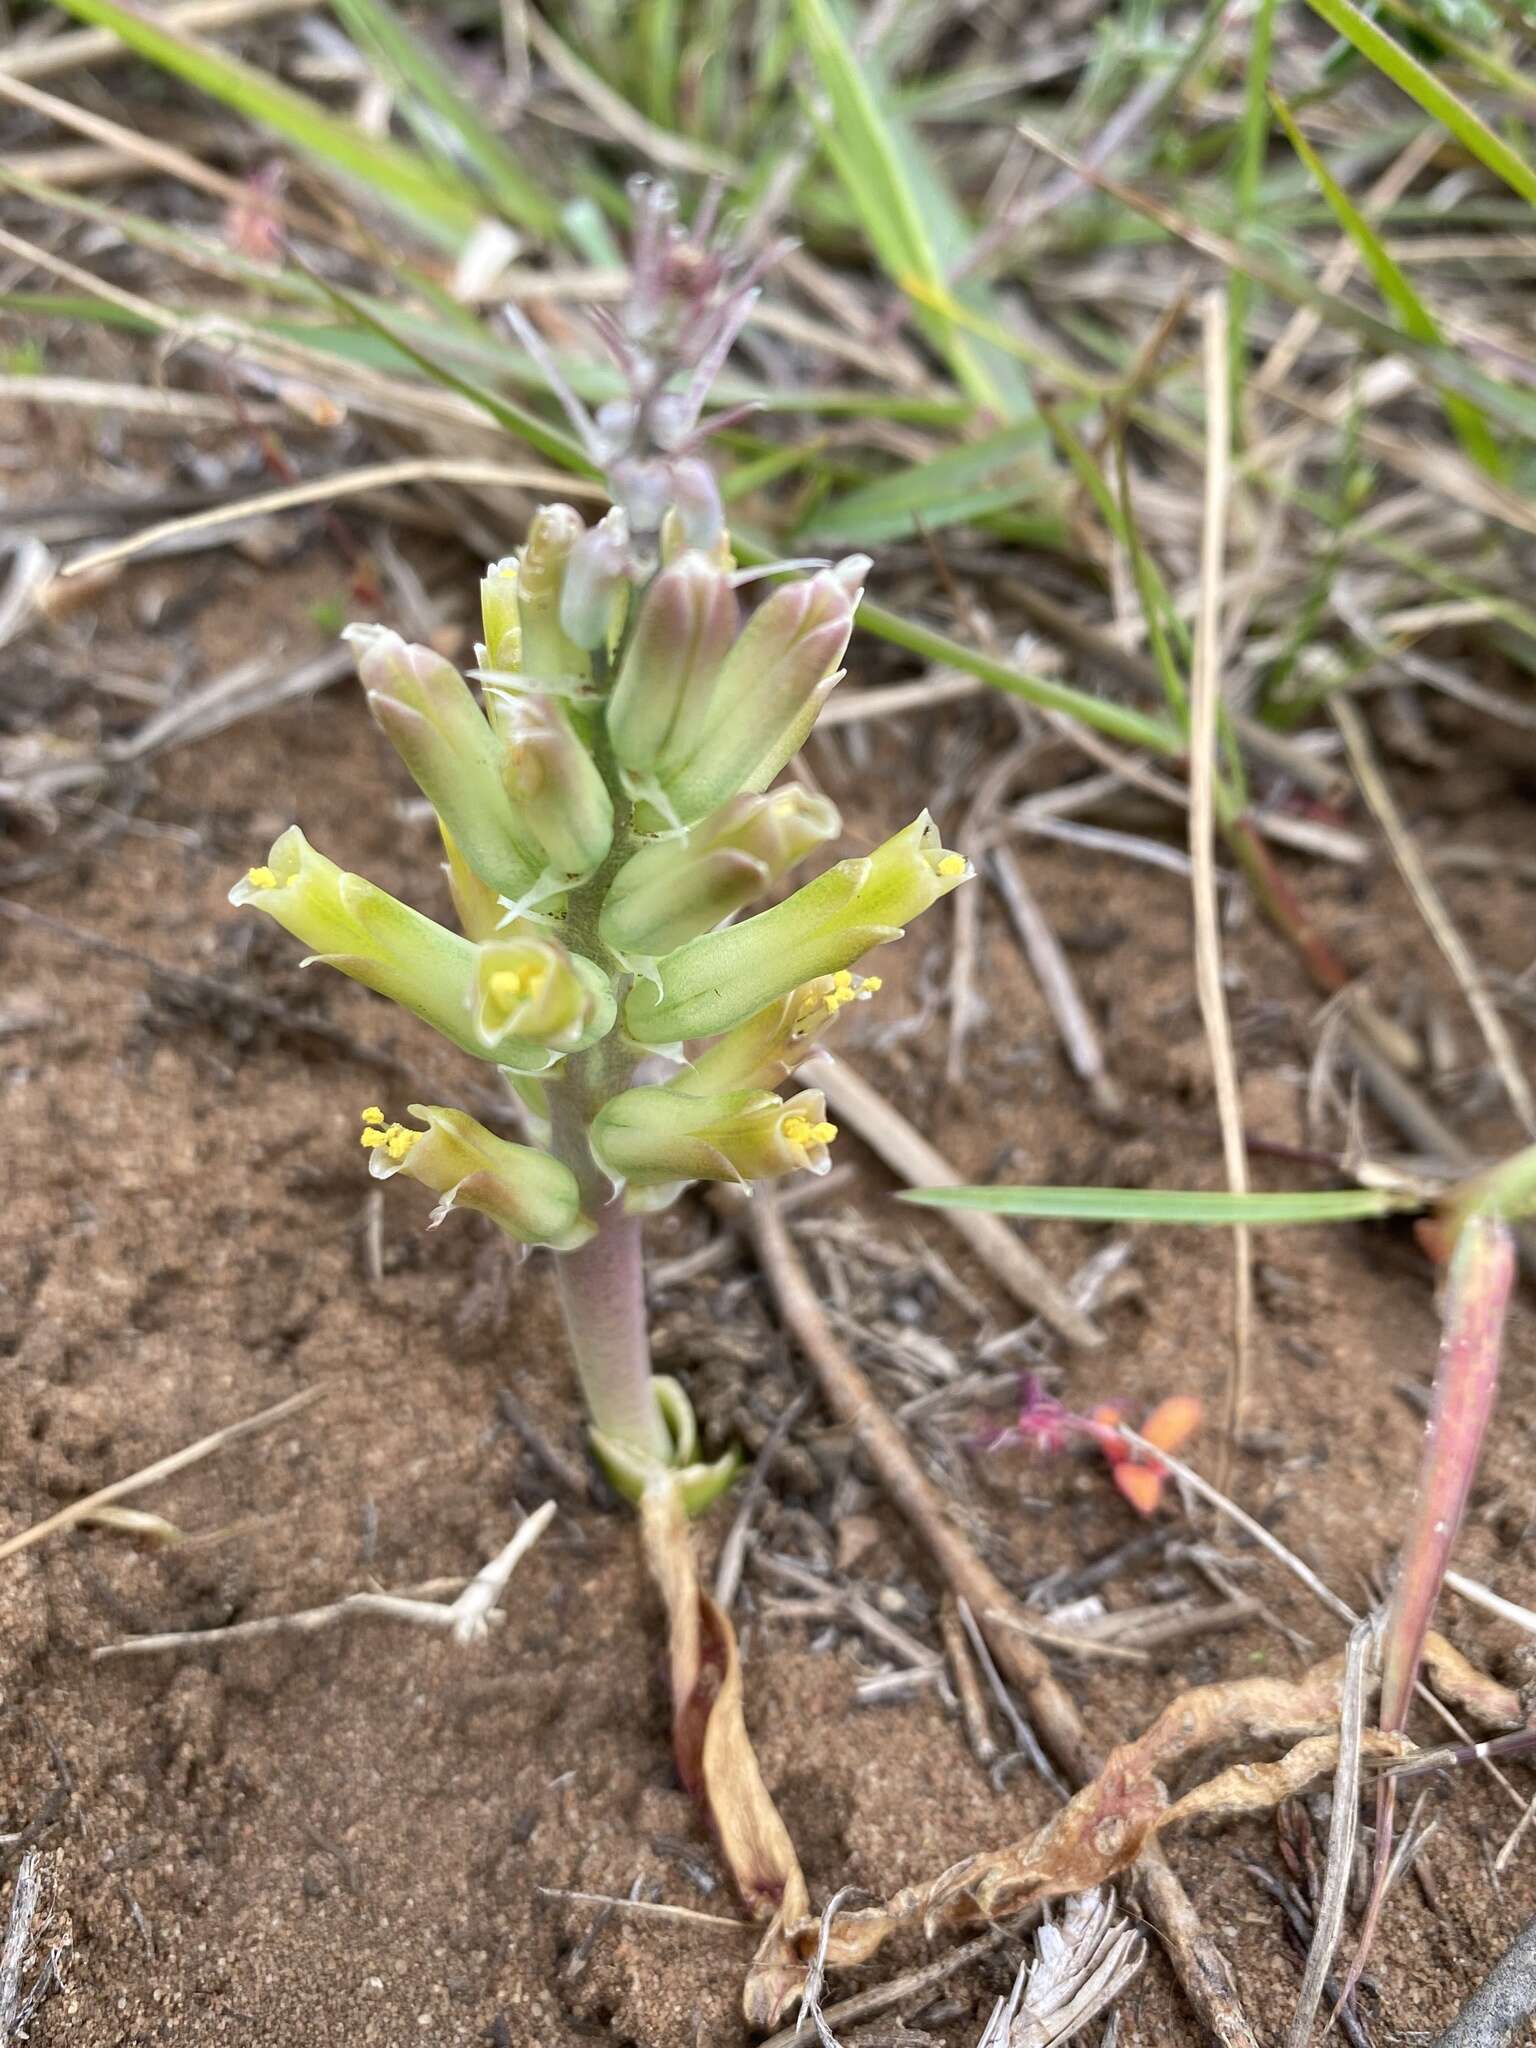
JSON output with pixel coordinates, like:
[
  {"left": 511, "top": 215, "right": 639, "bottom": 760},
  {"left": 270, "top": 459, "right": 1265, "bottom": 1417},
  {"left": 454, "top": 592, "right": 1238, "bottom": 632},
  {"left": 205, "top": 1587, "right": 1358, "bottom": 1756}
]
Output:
[
  {"left": 360, "top": 1106, "right": 385, "bottom": 1126},
  {"left": 810, "top": 1121, "right": 838, "bottom": 1144},
  {"left": 936, "top": 852, "right": 967, "bottom": 878},
  {"left": 489, "top": 963, "right": 548, "bottom": 1010},
  {"left": 245, "top": 866, "right": 278, "bottom": 889},
  {"left": 862, "top": 976, "right": 883, "bottom": 994},
  {"left": 782, "top": 1115, "right": 813, "bottom": 1146},
  {"left": 832, "top": 969, "right": 854, "bottom": 988},
  {"left": 385, "top": 1126, "right": 417, "bottom": 1161},
  {"left": 360, "top": 1128, "right": 388, "bottom": 1150}
]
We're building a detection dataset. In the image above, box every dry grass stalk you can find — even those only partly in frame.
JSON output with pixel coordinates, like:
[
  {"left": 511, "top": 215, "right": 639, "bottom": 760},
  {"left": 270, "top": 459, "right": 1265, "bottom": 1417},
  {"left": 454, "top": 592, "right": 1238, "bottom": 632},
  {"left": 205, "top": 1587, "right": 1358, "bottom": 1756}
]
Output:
[
  {"left": 1284, "top": 1619, "right": 1372, "bottom": 2048},
  {"left": 0, "top": 1385, "right": 323, "bottom": 1564},
  {"left": 1332, "top": 696, "right": 1536, "bottom": 1138},
  {"left": 986, "top": 847, "right": 1121, "bottom": 1118},
  {"left": 1190, "top": 290, "right": 1252, "bottom": 1473},
  {"left": 794, "top": 1053, "right": 1103, "bottom": 1347},
  {"left": 0, "top": 0, "right": 314, "bottom": 83}
]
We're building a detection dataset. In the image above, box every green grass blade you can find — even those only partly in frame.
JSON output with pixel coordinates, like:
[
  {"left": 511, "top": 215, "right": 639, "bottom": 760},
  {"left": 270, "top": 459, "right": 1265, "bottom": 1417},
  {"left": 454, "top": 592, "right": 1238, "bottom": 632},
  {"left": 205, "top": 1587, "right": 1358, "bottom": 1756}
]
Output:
[
  {"left": 328, "top": 0, "right": 560, "bottom": 237},
  {"left": 49, "top": 0, "right": 485, "bottom": 246},
  {"left": 1273, "top": 95, "right": 1505, "bottom": 477},
  {"left": 791, "top": 0, "right": 1027, "bottom": 415},
  {"left": 1229, "top": 0, "right": 1278, "bottom": 418},
  {"left": 1303, "top": 0, "right": 1536, "bottom": 208},
  {"left": 901, "top": 1185, "right": 1419, "bottom": 1225},
  {"left": 797, "top": 422, "right": 1065, "bottom": 548}
]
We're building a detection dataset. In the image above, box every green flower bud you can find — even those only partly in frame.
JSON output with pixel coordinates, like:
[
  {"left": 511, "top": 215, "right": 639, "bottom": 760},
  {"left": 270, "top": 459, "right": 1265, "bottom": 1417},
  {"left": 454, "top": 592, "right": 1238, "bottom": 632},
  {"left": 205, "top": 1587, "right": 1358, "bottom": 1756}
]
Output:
[
  {"left": 685, "top": 968, "right": 883, "bottom": 1089},
  {"left": 624, "top": 812, "right": 970, "bottom": 1044},
  {"left": 605, "top": 551, "right": 739, "bottom": 778},
  {"left": 359, "top": 1103, "right": 594, "bottom": 1251},
  {"left": 471, "top": 933, "right": 615, "bottom": 1056},
  {"left": 659, "top": 559, "right": 866, "bottom": 824},
  {"left": 591, "top": 1083, "right": 840, "bottom": 1189},
  {"left": 599, "top": 785, "right": 841, "bottom": 958},
  {"left": 509, "top": 503, "right": 592, "bottom": 691},
  {"left": 352, "top": 626, "right": 541, "bottom": 900},
  {"left": 493, "top": 693, "right": 614, "bottom": 882},
  {"left": 479, "top": 558, "right": 520, "bottom": 669},
  {"left": 229, "top": 830, "right": 591, "bottom": 1072}
]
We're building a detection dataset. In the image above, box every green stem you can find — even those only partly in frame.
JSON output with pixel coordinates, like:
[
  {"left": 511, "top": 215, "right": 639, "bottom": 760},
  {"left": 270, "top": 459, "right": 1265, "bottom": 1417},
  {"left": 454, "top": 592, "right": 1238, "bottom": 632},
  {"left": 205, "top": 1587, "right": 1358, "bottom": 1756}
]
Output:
[{"left": 553, "top": 1202, "right": 672, "bottom": 1463}]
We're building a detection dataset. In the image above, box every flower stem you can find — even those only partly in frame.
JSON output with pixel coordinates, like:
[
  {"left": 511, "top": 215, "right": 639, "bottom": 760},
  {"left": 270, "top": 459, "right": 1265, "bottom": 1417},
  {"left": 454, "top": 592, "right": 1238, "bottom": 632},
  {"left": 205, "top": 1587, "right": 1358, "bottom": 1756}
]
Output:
[{"left": 553, "top": 1202, "right": 672, "bottom": 1463}]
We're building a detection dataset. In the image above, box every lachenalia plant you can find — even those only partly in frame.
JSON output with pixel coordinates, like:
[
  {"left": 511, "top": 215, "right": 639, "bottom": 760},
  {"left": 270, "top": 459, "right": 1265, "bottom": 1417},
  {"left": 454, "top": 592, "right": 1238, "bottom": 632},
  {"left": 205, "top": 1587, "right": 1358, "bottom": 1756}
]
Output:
[{"left": 229, "top": 179, "right": 970, "bottom": 2024}]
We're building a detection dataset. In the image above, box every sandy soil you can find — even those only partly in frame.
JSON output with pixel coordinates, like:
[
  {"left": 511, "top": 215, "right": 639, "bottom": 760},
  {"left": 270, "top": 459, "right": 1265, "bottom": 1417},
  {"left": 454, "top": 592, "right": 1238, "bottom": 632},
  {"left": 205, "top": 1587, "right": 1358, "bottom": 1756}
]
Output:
[{"left": 4, "top": 519, "right": 1536, "bottom": 2047}]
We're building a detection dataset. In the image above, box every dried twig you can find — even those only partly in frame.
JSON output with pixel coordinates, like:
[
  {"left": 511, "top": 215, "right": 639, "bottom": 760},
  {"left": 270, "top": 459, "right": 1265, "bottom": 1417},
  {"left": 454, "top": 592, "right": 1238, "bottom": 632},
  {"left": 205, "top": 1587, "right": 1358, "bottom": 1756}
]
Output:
[
  {"left": 1284, "top": 1619, "right": 1372, "bottom": 2048},
  {"left": 1429, "top": 1915, "right": 1536, "bottom": 2048},
  {"left": 0, "top": 1852, "right": 64, "bottom": 2043},
  {"left": 986, "top": 847, "right": 1121, "bottom": 1118}
]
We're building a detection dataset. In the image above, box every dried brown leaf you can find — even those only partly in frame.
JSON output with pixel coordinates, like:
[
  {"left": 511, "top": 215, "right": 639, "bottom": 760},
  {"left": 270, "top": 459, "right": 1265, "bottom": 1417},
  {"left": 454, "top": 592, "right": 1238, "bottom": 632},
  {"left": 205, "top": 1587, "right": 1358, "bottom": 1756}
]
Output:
[{"left": 639, "top": 1480, "right": 810, "bottom": 2029}]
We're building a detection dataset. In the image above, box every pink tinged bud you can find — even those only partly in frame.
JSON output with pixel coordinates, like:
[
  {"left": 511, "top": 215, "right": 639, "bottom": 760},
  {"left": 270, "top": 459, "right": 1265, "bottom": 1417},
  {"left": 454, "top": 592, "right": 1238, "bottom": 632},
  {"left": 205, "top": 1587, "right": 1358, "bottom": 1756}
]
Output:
[
  {"left": 364, "top": 1103, "right": 594, "bottom": 1251},
  {"left": 659, "top": 568, "right": 857, "bottom": 823},
  {"left": 558, "top": 507, "right": 631, "bottom": 652},
  {"left": 351, "top": 626, "right": 541, "bottom": 900},
  {"left": 605, "top": 551, "right": 739, "bottom": 776},
  {"left": 496, "top": 694, "right": 614, "bottom": 880},
  {"left": 590, "top": 1084, "right": 839, "bottom": 1190},
  {"left": 512, "top": 503, "right": 593, "bottom": 689},
  {"left": 686, "top": 968, "right": 883, "bottom": 1090},
  {"left": 470, "top": 934, "right": 615, "bottom": 1061},
  {"left": 599, "top": 786, "right": 841, "bottom": 957},
  {"left": 624, "top": 811, "right": 970, "bottom": 1044}
]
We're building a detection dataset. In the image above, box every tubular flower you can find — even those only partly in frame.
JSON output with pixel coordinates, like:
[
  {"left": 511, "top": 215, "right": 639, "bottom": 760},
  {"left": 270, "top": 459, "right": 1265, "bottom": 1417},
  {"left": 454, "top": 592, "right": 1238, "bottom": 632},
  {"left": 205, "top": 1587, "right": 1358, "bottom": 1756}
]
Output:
[
  {"left": 605, "top": 550, "right": 739, "bottom": 778},
  {"left": 489, "top": 692, "right": 614, "bottom": 885},
  {"left": 599, "top": 786, "right": 841, "bottom": 959},
  {"left": 591, "top": 1084, "right": 838, "bottom": 1190},
  {"left": 352, "top": 627, "right": 542, "bottom": 900},
  {"left": 654, "top": 560, "right": 867, "bottom": 825},
  {"left": 471, "top": 934, "right": 614, "bottom": 1057},
  {"left": 685, "top": 969, "right": 882, "bottom": 1090},
  {"left": 360, "top": 1104, "right": 594, "bottom": 1250},
  {"left": 625, "top": 813, "right": 970, "bottom": 1045},
  {"left": 230, "top": 827, "right": 491, "bottom": 1057},
  {"left": 231, "top": 830, "right": 576, "bottom": 1072}
]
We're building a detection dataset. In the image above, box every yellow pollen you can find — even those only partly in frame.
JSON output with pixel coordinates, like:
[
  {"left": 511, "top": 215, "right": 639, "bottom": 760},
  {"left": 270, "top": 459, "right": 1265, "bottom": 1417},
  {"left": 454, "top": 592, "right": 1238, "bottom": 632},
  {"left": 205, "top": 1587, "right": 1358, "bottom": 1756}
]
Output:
[
  {"left": 936, "top": 852, "right": 967, "bottom": 878},
  {"left": 810, "top": 1121, "right": 838, "bottom": 1144},
  {"left": 782, "top": 1115, "right": 812, "bottom": 1145},
  {"left": 360, "top": 1128, "right": 388, "bottom": 1150},
  {"left": 832, "top": 969, "right": 854, "bottom": 988},
  {"left": 489, "top": 964, "right": 546, "bottom": 1008},
  {"left": 384, "top": 1123, "right": 418, "bottom": 1161},
  {"left": 360, "top": 1106, "right": 385, "bottom": 1126},
  {"left": 246, "top": 865, "right": 278, "bottom": 889},
  {"left": 863, "top": 976, "right": 883, "bottom": 993}
]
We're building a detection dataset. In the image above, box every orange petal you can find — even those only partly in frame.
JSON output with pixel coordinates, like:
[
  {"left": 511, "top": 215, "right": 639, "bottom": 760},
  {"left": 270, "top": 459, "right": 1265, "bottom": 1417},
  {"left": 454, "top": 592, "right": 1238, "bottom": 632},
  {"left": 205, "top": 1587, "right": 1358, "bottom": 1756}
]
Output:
[
  {"left": 1114, "top": 1465, "right": 1166, "bottom": 1517},
  {"left": 1088, "top": 1402, "right": 1128, "bottom": 1465},
  {"left": 1141, "top": 1394, "right": 1202, "bottom": 1454}
]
